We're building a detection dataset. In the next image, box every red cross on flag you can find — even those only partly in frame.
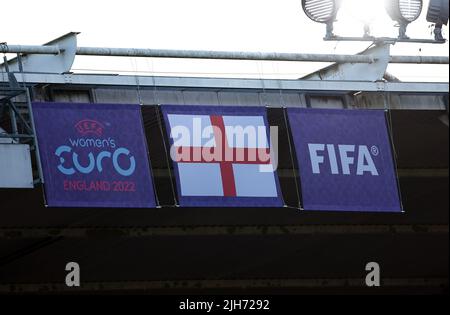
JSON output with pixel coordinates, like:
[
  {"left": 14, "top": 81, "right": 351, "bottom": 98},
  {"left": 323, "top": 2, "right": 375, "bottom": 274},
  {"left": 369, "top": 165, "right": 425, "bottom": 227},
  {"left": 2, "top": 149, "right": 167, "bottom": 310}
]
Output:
[{"left": 162, "top": 105, "right": 283, "bottom": 207}]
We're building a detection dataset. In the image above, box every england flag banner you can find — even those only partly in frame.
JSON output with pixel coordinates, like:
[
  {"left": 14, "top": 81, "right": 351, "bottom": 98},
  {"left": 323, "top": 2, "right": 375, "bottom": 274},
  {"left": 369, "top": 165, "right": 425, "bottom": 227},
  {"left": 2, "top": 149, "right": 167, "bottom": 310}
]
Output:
[
  {"left": 287, "top": 108, "right": 402, "bottom": 212},
  {"left": 32, "top": 102, "right": 156, "bottom": 208},
  {"left": 161, "top": 105, "right": 283, "bottom": 207}
]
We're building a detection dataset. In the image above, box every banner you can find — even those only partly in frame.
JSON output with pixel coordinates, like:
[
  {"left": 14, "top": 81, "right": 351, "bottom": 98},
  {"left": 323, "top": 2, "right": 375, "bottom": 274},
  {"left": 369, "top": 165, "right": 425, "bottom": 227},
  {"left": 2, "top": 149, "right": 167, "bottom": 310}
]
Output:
[
  {"left": 161, "top": 105, "right": 283, "bottom": 207},
  {"left": 32, "top": 102, "right": 156, "bottom": 208},
  {"left": 287, "top": 108, "right": 402, "bottom": 212}
]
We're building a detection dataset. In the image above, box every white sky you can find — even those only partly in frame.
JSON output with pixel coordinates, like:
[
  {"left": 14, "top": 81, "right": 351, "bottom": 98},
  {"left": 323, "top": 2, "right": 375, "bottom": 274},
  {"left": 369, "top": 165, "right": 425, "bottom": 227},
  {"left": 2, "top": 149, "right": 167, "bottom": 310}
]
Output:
[{"left": 1, "top": 0, "right": 449, "bottom": 81}]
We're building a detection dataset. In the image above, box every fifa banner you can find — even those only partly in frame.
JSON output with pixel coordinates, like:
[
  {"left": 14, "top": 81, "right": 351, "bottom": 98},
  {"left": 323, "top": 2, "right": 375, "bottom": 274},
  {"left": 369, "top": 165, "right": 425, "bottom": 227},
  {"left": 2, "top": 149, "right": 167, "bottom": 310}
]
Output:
[
  {"left": 32, "top": 102, "right": 156, "bottom": 208},
  {"left": 287, "top": 108, "right": 402, "bottom": 212},
  {"left": 161, "top": 105, "right": 283, "bottom": 207}
]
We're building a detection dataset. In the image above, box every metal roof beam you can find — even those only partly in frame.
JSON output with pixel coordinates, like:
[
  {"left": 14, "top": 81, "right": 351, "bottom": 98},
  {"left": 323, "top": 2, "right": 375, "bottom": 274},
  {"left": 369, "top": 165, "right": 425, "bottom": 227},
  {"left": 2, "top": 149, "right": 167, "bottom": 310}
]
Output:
[{"left": 5, "top": 73, "right": 448, "bottom": 94}]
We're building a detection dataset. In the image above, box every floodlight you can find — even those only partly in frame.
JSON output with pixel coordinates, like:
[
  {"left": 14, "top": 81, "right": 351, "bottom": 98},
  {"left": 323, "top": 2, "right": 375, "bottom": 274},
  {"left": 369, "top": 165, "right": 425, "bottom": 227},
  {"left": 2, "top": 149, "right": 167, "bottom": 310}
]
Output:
[
  {"left": 385, "top": 0, "right": 423, "bottom": 38},
  {"left": 426, "top": 0, "right": 449, "bottom": 41},
  {"left": 302, "top": 0, "right": 342, "bottom": 38}
]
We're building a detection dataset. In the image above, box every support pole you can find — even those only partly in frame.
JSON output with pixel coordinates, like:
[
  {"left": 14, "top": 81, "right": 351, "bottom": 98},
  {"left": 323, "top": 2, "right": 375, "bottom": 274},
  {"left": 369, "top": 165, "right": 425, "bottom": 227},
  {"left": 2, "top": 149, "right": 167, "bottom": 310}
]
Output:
[
  {"left": 1, "top": 44, "right": 449, "bottom": 64},
  {"left": 76, "top": 47, "right": 376, "bottom": 63}
]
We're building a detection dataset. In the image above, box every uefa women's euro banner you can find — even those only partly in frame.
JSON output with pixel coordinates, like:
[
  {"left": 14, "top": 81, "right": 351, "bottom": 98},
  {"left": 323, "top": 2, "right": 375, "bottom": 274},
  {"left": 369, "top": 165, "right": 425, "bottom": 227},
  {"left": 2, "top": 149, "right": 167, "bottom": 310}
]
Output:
[
  {"left": 161, "top": 105, "right": 283, "bottom": 207},
  {"left": 287, "top": 108, "right": 402, "bottom": 212},
  {"left": 32, "top": 102, "right": 156, "bottom": 208}
]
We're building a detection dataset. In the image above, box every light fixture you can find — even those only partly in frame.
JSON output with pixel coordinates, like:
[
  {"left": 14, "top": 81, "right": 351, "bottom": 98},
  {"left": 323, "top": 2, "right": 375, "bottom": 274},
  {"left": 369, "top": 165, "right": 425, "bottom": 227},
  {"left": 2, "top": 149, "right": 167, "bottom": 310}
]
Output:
[
  {"left": 302, "top": 0, "right": 342, "bottom": 38},
  {"left": 385, "top": 0, "right": 423, "bottom": 39},
  {"left": 426, "top": 0, "right": 449, "bottom": 41},
  {"left": 301, "top": 0, "right": 442, "bottom": 42}
]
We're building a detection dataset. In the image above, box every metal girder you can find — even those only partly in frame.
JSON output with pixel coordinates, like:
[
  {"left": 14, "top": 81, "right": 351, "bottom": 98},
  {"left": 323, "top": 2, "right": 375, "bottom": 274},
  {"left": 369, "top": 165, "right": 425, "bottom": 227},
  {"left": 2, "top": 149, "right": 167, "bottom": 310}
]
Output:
[
  {"left": 6, "top": 100, "right": 33, "bottom": 134},
  {"left": 0, "top": 88, "right": 25, "bottom": 103},
  {"left": 3, "top": 73, "right": 448, "bottom": 94},
  {"left": 0, "top": 134, "right": 34, "bottom": 139},
  {"left": 0, "top": 88, "right": 43, "bottom": 184}
]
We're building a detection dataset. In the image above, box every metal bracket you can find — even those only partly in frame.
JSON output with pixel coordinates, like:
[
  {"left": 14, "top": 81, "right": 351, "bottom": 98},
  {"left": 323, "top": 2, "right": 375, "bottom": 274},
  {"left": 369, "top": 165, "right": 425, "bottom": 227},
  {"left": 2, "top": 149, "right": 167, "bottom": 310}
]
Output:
[
  {"left": 0, "top": 32, "right": 78, "bottom": 74},
  {"left": 302, "top": 44, "right": 391, "bottom": 82}
]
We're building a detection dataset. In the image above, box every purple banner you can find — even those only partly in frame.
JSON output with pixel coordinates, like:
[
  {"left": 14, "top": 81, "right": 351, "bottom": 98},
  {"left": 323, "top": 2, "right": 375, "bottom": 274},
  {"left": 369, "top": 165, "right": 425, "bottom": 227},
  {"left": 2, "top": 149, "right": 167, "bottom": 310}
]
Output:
[
  {"left": 287, "top": 108, "right": 402, "bottom": 212},
  {"left": 32, "top": 102, "right": 156, "bottom": 208}
]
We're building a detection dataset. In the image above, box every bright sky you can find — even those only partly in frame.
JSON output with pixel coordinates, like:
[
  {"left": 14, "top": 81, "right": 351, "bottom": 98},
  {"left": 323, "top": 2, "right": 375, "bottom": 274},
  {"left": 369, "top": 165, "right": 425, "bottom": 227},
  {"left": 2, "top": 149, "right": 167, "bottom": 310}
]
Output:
[{"left": 1, "top": 0, "right": 449, "bottom": 81}]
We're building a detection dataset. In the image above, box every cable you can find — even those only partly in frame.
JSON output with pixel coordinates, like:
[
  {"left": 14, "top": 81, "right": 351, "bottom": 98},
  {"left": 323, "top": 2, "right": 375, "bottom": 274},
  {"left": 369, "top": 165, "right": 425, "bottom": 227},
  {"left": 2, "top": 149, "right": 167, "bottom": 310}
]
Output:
[
  {"left": 130, "top": 57, "right": 143, "bottom": 105},
  {"left": 148, "top": 57, "right": 159, "bottom": 105},
  {"left": 256, "top": 55, "right": 268, "bottom": 106}
]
